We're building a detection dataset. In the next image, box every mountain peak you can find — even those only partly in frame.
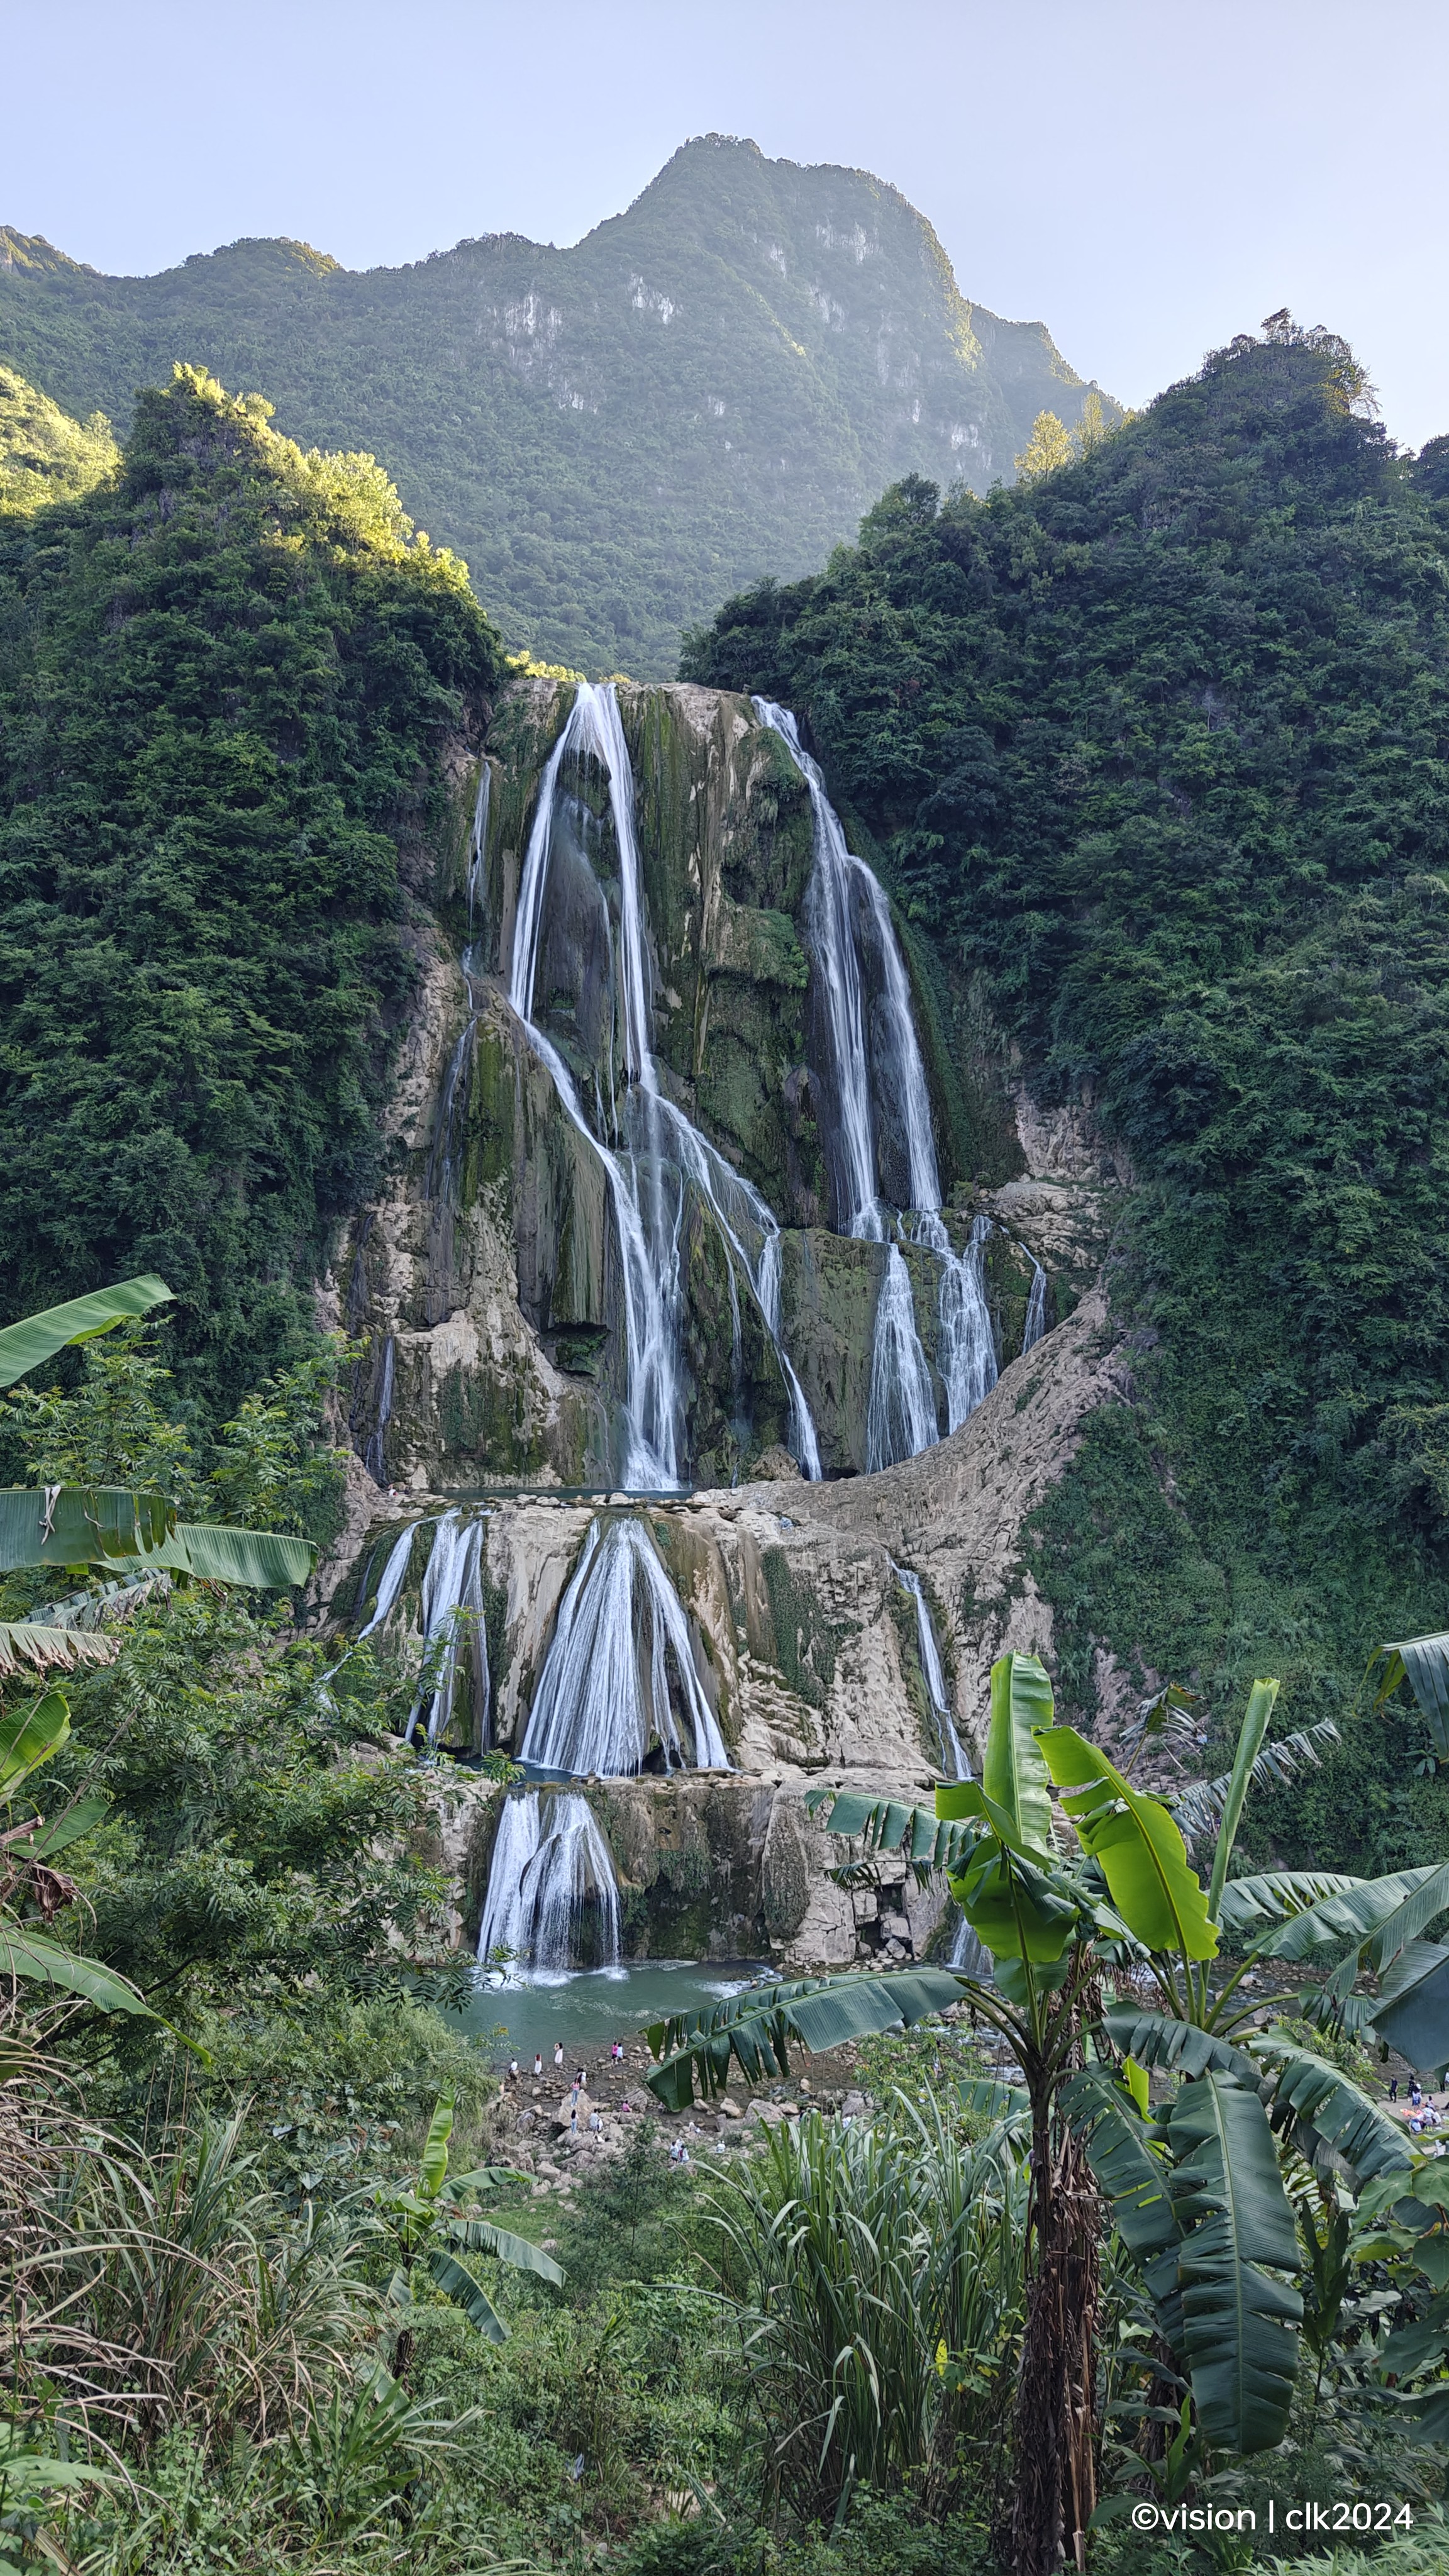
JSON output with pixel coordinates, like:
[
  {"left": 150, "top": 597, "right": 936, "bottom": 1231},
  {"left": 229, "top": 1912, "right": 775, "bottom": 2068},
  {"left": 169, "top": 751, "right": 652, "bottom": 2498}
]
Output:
[{"left": 0, "top": 142, "right": 1108, "bottom": 674}]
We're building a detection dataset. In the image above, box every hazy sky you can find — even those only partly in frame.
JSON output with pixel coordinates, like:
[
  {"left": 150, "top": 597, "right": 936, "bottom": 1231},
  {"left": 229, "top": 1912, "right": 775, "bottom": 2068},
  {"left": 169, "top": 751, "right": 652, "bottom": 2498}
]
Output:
[{"left": 6, "top": 0, "right": 1447, "bottom": 447}]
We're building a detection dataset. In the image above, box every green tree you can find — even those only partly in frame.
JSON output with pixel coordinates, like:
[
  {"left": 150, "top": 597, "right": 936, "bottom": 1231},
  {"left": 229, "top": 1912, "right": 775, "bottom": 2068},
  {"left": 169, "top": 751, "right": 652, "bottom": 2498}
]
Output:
[{"left": 1013, "top": 409, "right": 1075, "bottom": 478}]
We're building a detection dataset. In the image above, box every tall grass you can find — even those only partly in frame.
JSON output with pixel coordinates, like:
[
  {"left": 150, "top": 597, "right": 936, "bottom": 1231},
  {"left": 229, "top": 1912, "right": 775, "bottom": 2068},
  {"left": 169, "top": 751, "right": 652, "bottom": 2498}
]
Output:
[{"left": 702, "top": 2095, "right": 1027, "bottom": 2514}]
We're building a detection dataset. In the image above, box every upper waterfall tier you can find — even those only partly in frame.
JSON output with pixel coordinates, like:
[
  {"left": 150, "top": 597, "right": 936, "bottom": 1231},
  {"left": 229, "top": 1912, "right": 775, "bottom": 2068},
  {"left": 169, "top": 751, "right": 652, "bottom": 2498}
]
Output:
[
  {"left": 343, "top": 678, "right": 1050, "bottom": 1496},
  {"left": 504, "top": 681, "right": 819, "bottom": 1491}
]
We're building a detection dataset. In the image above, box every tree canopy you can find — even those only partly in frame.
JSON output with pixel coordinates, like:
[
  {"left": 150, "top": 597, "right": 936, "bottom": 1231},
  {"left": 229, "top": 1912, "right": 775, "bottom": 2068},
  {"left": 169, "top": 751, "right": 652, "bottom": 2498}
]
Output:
[
  {"left": 0, "top": 365, "right": 505, "bottom": 1419},
  {"left": 683, "top": 321, "right": 1449, "bottom": 1871}
]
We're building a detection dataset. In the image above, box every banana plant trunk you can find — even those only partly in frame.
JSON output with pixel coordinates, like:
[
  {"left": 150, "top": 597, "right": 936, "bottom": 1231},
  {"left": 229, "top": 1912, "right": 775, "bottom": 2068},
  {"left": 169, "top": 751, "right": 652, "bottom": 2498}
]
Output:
[{"left": 1010, "top": 2087, "right": 1101, "bottom": 2575}]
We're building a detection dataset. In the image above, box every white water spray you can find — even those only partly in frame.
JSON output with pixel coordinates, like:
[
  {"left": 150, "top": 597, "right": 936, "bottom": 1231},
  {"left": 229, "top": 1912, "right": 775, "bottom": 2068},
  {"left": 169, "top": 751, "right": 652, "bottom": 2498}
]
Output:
[
  {"left": 477, "top": 1790, "right": 621, "bottom": 1974},
  {"left": 755, "top": 701, "right": 999, "bottom": 1467},
  {"left": 521, "top": 1516, "right": 731, "bottom": 1775},
  {"left": 401, "top": 1507, "right": 491, "bottom": 1750},
  {"left": 892, "top": 1562, "right": 969, "bottom": 1779},
  {"left": 355, "top": 1519, "right": 422, "bottom": 1640},
  {"left": 509, "top": 682, "right": 819, "bottom": 1487}
]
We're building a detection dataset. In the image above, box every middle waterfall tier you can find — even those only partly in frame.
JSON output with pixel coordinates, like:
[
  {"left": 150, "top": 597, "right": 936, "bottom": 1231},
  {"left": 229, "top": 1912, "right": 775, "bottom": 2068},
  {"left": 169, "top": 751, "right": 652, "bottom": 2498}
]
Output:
[{"left": 521, "top": 1516, "right": 731, "bottom": 1777}]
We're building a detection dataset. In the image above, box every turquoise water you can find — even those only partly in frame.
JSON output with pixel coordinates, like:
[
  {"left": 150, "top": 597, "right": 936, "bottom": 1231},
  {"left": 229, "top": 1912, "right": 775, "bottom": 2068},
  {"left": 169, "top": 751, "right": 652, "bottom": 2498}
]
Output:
[{"left": 458, "top": 1959, "right": 767, "bottom": 2063}]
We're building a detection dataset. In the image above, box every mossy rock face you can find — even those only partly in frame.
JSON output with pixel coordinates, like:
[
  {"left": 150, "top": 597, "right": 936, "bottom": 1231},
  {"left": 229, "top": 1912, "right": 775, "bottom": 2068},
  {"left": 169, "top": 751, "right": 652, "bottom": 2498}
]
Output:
[
  {"left": 589, "top": 1777, "right": 772, "bottom": 1958},
  {"left": 775, "top": 1230, "right": 882, "bottom": 1472},
  {"left": 984, "top": 1228, "right": 1037, "bottom": 1373}
]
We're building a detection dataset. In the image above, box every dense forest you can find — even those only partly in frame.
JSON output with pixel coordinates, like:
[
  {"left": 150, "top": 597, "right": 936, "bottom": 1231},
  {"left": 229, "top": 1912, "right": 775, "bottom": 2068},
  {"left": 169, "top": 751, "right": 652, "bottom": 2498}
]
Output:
[
  {"left": 684, "top": 321, "right": 1449, "bottom": 1876},
  {"left": 0, "top": 137, "right": 1107, "bottom": 675},
  {"left": 0, "top": 363, "right": 503, "bottom": 1421}
]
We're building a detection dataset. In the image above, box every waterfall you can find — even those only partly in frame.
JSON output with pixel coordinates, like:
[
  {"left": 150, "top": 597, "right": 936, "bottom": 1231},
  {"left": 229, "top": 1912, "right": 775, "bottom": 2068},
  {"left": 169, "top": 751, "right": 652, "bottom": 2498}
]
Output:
[
  {"left": 950, "top": 1914, "right": 992, "bottom": 1979},
  {"left": 402, "top": 1508, "right": 491, "bottom": 1750},
  {"left": 867, "top": 1251, "right": 938, "bottom": 1472},
  {"left": 477, "top": 1789, "right": 621, "bottom": 1974},
  {"left": 364, "top": 1335, "right": 395, "bottom": 1487},
  {"left": 755, "top": 701, "right": 999, "bottom": 1467},
  {"left": 520, "top": 1516, "right": 731, "bottom": 1775},
  {"left": 355, "top": 1519, "right": 422, "bottom": 1639},
  {"left": 1023, "top": 1258, "right": 1047, "bottom": 1353},
  {"left": 893, "top": 1563, "right": 969, "bottom": 1779},
  {"left": 926, "top": 1212, "right": 999, "bottom": 1432},
  {"left": 467, "top": 760, "right": 491, "bottom": 935},
  {"left": 508, "top": 682, "right": 819, "bottom": 1488}
]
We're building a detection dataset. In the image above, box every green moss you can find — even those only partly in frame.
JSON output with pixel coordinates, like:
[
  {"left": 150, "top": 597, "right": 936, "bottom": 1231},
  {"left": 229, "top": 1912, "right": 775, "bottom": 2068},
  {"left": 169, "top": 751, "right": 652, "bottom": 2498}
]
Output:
[{"left": 760, "top": 1546, "right": 838, "bottom": 1710}]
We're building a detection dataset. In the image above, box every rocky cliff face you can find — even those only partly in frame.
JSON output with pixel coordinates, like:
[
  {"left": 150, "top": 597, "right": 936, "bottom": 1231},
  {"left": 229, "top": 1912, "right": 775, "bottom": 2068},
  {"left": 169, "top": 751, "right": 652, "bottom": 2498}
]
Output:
[
  {"left": 323, "top": 676, "right": 1128, "bottom": 1972},
  {"left": 337, "top": 677, "right": 1045, "bottom": 1496}
]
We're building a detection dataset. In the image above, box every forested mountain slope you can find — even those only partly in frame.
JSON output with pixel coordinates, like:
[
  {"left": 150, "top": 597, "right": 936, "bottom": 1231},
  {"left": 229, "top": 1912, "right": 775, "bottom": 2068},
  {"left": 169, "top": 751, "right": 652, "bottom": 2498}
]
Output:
[
  {"left": 685, "top": 323, "right": 1449, "bottom": 1870},
  {"left": 0, "top": 366, "right": 503, "bottom": 1416},
  {"left": 0, "top": 137, "right": 1105, "bottom": 676}
]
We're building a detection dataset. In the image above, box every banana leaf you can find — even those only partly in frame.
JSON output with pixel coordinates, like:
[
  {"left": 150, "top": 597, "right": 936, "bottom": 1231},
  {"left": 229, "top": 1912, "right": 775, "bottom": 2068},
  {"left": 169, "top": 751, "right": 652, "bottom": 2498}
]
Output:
[
  {"left": 1102, "top": 2005, "right": 1255, "bottom": 2083},
  {"left": 1370, "top": 1632, "right": 1449, "bottom": 1757},
  {"left": 0, "top": 1688, "right": 70, "bottom": 1796},
  {"left": 806, "top": 1786, "right": 980, "bottom": 1879},
  {"left": 1166, "top": 2070, "right": 1302, "bottom": 2453},
  {"left": 1368, "top": 1940, "right": 1449, "bottom": 2077},
  {"left": 982, "top": 1651, "right": 1054, "bottom": 1855},
  {"left": 1063, "top": 2067, "right": 1180, "bottom": 2263},
  {"left": 0, "top": 1275, "right": 172, "bottom": 1391},
  {"left": 1217, "top": 1870, "right": 1367, "bottom": 1937},
  {"left": 1041, "top": 1729, "right": 1218, "bottom": 1962},
  {"left": 1249, "top": 1866, "right": 1449, "bottom": 1962},
  {"left": 0, "top": 1923, "right": 155, "bottom": 2016},
  {"left": 0, "top": 1487, "right": 174, "bottom": 1570},
  {"left": 1252, "top": 2038, "right": 1413, "bottom": 2183},
  {"left": 1203, "top": 1680, "right": 1277, "bottom": 1918},
  {"left": 424, "top": 2244, "right": 506, "bottom": 2341},
  {"left": 949, "top": 1840, "right": 1081, "bottom": 1963},
  {"left": 419, "top": 2089, "right": 455, "bottom": 2198},
  {"left": 144, "top": 1523, "right": 315, "bottom": 1587},
  {"left": 1172, "top": 1721, "right": 1340, "bottom": 1858},
  {"left": 445, "top": 2216, "right": 565, "bottom": 2284},
  {"left": 0, "top": 1620, "right": 120, "bottom": 1677},
  {"left": 19, "top": 1792, "right": 113, "bottom": 1858},
  {"left": 0, "top": 1490, "right": 313, "bottom": 1589},
  {"left": 645, "top": 1968, "right": 969, "bottom": 2109}
]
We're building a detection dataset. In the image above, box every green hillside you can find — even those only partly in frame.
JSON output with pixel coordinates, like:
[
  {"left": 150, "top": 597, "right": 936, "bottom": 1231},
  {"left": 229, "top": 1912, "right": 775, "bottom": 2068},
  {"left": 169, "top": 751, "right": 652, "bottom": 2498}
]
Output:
[
  {"left": 684, "top": 320, "right": 1449, "bottom": 1873},
  {"left": 0, "top": 360, "right": 118, "bottom": 514},
  {"left": 0, "top": 136, "right": 1106, "bottom": 677},
  {"left": 0, "top": 365, "right": 503, "bottom": 1417}
]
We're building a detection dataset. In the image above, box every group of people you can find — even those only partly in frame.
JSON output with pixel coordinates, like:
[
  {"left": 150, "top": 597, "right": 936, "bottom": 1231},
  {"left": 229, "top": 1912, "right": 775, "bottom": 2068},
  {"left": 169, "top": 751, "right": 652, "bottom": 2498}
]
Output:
[
  {"left": 1389, "top": 2074, "right": 1445, "bottom": 2136},
  {"left": 501, "top": 2035, "right": 635, "bottom": 2138}
]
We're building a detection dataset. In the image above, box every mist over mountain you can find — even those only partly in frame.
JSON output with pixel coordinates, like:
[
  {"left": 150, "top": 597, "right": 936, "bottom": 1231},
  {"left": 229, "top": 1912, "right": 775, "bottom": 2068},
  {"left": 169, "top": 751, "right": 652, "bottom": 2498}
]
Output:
[{"left": 0, "top": 136, "right": 1106, "bottom": 675}]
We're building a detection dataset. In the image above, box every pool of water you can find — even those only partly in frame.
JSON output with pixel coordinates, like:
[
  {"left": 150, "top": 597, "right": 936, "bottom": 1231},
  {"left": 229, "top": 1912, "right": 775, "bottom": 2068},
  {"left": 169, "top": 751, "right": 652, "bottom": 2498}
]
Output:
[{"left": 458, "top": 1958, "right": 768, "bottom": 2063}]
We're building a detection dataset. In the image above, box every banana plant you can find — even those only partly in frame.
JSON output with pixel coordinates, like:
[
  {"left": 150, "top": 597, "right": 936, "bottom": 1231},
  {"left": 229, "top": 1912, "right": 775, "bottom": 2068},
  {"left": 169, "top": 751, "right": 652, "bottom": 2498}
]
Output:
[
  {"left": 0, "top": 1683, "right": 154, "bottom": 2018},
  {"left": 0, "top": 1277, "right": 314, "bottom": 1677},
  {"left": 375, "top": 2085, "right": 564, "bottom": 2343},
  {"left": 645, "top": 1651, "right": 1433, "bottom": 2573}
]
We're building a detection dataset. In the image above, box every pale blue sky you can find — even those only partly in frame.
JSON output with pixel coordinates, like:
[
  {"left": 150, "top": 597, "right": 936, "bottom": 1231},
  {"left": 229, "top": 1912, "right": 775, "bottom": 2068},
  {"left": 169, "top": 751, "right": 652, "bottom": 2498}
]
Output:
[{"left": 5, "top": 0, "right": 1446, "bottom": 447}]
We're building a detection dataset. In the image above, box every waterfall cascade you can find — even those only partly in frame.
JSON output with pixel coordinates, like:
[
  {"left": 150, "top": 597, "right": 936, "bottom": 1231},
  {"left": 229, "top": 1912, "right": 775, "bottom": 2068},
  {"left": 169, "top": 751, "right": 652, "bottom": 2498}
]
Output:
[
  {"left": 1023, "top": 1258, "right": 1048, "bottom": 1354},
  {"left": 753, "top": 702, "right": 1001, "bottom": 1470},
  {"left": 353, "top": 1510, "right": 490, "bottom": 1752},
  {"left": 521, "top": 1516, "right": 730, "bottom": 1775},
  {"left": 508, "top": 683, "right": 820, "bottom": 1488},
  {"left": 477, "top": 1790, "right": 621, "bottom": 1974},
  {"left": 894, "top": 1563, "right": 969, "bottom": 1779}
]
